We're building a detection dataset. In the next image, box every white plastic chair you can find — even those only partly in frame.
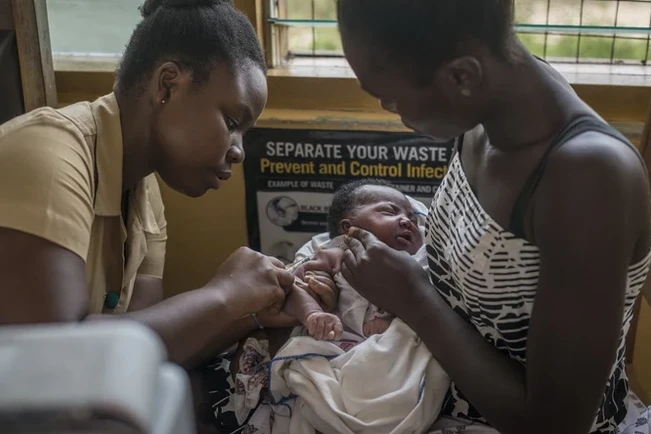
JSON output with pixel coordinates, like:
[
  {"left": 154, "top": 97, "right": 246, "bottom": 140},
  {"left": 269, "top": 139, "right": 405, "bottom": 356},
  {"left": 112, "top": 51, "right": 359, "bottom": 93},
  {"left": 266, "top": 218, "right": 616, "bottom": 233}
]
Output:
[{"left": 0, "top": 321, "right": 196, "bottom": 434}]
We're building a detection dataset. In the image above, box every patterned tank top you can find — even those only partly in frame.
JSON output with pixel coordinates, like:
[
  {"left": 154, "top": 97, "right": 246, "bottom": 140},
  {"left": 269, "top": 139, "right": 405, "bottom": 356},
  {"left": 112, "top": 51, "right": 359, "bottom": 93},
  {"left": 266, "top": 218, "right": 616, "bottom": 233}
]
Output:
[{"left": 425, "top": 117, "right": 651, "bottom": 433}]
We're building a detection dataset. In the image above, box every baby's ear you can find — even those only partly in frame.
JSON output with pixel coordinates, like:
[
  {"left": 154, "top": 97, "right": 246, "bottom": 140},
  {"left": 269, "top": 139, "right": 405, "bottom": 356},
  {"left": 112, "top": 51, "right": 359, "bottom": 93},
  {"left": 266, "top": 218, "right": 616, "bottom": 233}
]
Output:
[{"left": 340, "top": 219, "right": 352, "bottom": 234}]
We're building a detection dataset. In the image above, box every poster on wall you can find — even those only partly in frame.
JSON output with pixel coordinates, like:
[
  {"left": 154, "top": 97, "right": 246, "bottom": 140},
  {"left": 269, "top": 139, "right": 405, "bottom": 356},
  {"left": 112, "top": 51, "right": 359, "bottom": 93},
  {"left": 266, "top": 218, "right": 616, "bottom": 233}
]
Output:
[{"left": 243, "top": 128, "right": 454, "bottom": 263}]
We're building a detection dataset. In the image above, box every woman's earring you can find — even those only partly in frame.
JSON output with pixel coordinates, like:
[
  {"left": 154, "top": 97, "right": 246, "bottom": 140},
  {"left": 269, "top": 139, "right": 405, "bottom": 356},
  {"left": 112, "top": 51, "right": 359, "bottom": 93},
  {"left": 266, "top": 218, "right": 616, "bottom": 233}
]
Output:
[
  {"left": 161, "top": 99, "right": 166, "bottom": 104},
  {"left": 461, "top": 89, "right": 471, "bottom": 97}
]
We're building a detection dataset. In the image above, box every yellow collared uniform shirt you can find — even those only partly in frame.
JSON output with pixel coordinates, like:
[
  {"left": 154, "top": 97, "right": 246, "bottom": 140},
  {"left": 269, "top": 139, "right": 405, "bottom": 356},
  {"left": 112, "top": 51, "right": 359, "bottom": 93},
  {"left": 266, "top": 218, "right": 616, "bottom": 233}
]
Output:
[{"left": 0, "top": 93, "right": 167, "bottom": 314}]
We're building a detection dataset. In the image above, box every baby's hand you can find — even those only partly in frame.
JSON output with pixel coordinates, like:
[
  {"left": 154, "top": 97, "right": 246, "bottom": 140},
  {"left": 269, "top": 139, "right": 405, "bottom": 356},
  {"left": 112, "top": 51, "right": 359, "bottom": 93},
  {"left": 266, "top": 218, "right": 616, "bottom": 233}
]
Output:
[
  {"left": 363, "top": 318, "right": 392, "bottom": 337},
  {"left": 306, "top": 312, "right": 343, "bottom": 341}
]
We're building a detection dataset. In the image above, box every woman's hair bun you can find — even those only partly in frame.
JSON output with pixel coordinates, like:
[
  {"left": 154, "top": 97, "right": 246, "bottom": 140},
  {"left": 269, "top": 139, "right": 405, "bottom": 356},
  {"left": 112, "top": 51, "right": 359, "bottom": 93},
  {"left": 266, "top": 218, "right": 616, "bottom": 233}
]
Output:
[{"left": 140, "top": 0, "right": 232, "bottom": 18}]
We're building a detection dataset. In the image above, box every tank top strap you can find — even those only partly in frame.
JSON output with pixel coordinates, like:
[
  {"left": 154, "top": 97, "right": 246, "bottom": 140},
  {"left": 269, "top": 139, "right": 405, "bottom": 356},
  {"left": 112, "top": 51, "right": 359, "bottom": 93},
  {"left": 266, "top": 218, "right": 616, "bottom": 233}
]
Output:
[
  {"left": 509, "top": 115, "right": 635, "bottom": 240},
  {"left": 449, "top": 133, "right": 465, "bottom": 163}
]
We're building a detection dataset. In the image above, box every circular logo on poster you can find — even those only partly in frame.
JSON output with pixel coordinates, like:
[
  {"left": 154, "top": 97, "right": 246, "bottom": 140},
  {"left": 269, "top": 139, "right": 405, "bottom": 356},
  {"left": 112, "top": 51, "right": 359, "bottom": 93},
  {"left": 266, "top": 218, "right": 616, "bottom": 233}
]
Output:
[{"left": 266, "top": 196, "right": 299, "bottom": 227}]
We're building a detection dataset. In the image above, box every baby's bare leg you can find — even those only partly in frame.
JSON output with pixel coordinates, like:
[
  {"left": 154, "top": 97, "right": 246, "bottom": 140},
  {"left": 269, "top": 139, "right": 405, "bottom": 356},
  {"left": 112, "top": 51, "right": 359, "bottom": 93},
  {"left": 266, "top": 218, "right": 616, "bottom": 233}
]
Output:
[{"left": 362, "top": 318, "right": 392, "bottom": 337}]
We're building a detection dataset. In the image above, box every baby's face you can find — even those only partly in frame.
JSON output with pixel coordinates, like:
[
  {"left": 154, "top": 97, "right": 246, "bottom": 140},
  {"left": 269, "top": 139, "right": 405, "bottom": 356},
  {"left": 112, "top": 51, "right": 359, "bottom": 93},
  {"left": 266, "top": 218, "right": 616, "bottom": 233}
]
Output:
[{"left": 345, "top": 186, "right": 423, "bottom": 255}]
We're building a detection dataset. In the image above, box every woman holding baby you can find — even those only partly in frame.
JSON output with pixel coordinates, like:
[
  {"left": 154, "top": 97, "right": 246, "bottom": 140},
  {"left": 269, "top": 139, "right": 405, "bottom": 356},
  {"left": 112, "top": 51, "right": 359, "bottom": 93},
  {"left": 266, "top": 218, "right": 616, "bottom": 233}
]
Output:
[{"left": 332, "top": 1, "right": 651, "bottom": 434}]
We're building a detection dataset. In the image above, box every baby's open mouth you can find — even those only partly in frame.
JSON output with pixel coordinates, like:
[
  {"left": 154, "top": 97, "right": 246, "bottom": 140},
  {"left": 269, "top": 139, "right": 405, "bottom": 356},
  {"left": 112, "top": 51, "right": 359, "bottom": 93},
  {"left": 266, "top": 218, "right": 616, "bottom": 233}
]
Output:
[{"left": 396, "top": 231, "right": 413, "bottom": 244}]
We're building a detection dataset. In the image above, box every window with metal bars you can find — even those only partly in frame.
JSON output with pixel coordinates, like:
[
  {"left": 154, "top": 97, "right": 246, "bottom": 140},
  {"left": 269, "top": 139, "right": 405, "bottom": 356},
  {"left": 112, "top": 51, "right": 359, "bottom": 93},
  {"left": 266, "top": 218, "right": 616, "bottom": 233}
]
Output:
[{"left": 266, "top": 0, "right": 651, "bottom": 67}]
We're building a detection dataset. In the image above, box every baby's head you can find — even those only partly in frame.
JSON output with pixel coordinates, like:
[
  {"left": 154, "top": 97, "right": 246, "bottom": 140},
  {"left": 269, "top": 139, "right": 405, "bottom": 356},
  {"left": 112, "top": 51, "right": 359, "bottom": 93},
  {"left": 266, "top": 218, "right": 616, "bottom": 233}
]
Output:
[{"left": 327, "top": 179, "right": 423, "bottom": 255}]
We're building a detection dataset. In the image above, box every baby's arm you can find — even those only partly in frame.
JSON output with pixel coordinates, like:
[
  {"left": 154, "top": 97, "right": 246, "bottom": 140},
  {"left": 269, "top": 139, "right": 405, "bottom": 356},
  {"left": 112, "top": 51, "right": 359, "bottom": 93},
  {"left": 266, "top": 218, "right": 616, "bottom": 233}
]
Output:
[
  {"left": 283, "top": 279, "right": 342, "bottom": 340},
  {"left": 294, "top": 247, "right": 346, "bottom": 280},
  {"left": 284, "top": 248, "right": 346, "bottom": 340}
]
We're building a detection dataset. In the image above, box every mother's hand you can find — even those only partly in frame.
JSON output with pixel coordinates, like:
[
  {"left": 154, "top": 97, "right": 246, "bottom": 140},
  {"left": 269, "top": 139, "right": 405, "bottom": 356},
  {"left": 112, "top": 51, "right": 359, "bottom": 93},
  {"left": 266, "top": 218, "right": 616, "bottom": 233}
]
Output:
[{"left": 341, "top": 227, "right": 430, "bottom": 318}]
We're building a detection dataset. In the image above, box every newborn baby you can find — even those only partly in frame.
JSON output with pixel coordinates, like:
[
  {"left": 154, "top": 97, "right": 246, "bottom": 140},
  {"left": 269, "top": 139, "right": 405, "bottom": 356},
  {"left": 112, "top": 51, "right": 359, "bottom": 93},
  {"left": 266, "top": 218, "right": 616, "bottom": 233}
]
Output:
[
  {"left": 227, "top": 180, "right": 438, "bottom": 432},
  {"left": 283, "top": 179, "right": 424, "bottom": 340}
]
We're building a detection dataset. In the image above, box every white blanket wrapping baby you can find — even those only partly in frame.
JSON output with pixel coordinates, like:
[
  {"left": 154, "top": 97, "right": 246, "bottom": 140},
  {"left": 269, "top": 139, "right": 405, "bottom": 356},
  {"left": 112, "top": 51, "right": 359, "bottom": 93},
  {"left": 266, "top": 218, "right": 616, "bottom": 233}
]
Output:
[{"left": 267, "top": 318, "right": 450, "bottom": 434}]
